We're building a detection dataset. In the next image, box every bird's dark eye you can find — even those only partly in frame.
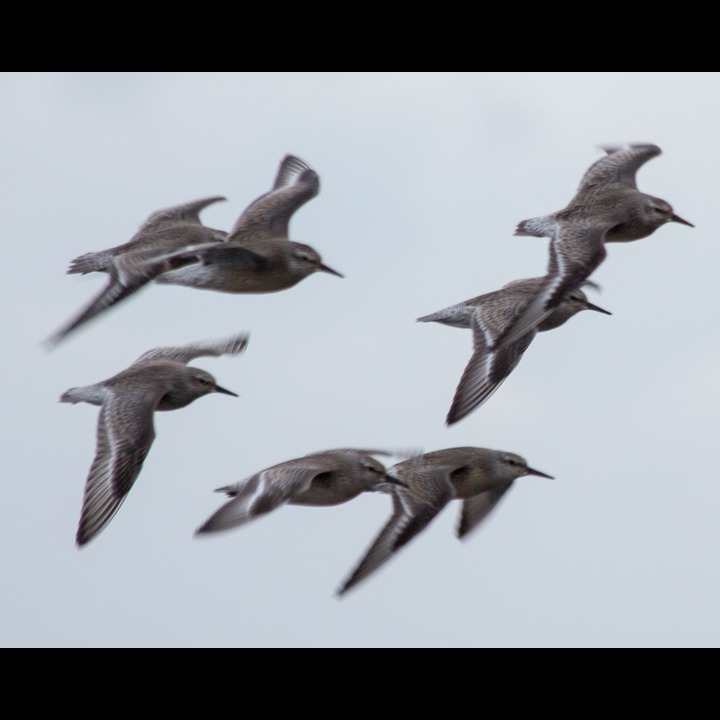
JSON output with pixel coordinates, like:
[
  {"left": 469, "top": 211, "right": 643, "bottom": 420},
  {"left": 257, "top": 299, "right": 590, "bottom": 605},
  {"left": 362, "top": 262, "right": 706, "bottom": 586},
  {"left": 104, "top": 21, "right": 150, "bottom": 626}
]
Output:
[{"left": 197, "top": 377, "right": 211, "bottom": 385}]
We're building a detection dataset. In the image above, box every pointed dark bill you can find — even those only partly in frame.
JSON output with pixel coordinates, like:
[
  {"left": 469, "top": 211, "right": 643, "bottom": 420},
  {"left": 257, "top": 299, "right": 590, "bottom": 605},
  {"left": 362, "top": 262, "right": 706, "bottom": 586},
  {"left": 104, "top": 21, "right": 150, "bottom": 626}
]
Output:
[
  {"left": 585, "top": 300, "right": 612, "bottom": 315},
  {"left": 215, "top": 385, "right": 239, "bottom": 397},
  {"left": 526, "top": 467, "right": 554, "bottom": 480},
  {"left": 318, "top": 262, "right": 344, "bottom": 278},
  {"left": 671, "top": 214, "right": 694, "bottom": 227}
]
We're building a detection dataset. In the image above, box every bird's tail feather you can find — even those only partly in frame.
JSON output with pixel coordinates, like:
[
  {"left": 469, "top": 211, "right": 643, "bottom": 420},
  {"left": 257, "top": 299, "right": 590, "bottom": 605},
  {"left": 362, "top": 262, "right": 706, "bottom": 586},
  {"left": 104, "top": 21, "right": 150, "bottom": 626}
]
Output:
[
  {"left": 514, "top": 215, "right": 555, "bottom": 237},
  {"left": 67, "top": 251, "right": 112, "bottom": 275}
]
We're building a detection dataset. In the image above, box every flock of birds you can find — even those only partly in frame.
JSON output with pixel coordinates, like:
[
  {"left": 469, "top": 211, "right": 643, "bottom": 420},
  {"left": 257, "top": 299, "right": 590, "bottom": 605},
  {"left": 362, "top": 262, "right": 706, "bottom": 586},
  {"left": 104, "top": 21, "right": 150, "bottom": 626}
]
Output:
[{"left": 48, "top": 145, "right": 692, "bottom": 596}]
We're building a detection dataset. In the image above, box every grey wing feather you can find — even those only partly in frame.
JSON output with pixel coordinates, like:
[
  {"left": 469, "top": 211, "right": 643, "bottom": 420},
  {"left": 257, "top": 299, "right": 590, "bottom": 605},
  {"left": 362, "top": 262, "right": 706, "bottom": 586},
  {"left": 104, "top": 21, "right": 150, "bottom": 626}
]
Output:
[
  {"left": 492, "top": 224, "right": 608, "bottom": 350},
  {"left": 272, "top": 155, "right": 315, "bottom": 190},
  {"left": 148, "top": 241, "right": 268, "bottom": 272},
  {"left": 132, "top": 332, "right": 250, "bottom": 367},
  {"left": 306, "top": 448, "right": 395, "bottom": 459},
  {"left": 499, "top": 277, "right": 548, "bottom": 294},
  {"left": 336, "top": 493, "right": 442, "bottom": 596},
  {"left": 131, "top": 332, "right": 250, "bottom": 367},
  {"left": 46, "top": 222, "right": 228, "bottom": 348},
  {"left": 337, "top": 467, "right": 455, "bottom": 596},
  {"left": 142, "top": 196, "right": 227, "bottom": 229},
  {"left": 196, "top": 463, "right": 326, "bottom": 533},
  {"left": 75, "top": 390, "right": 159, "bottom": 546},
  {"left": 456, "top": 485, "right": 514, "bottom": 539},
  {"left": 577, "top": 144, "right": 661, "bottom": 192},
  {"left": 228, "top": 155, "right": 319, "bottom": 243},
  {"left": 446, "top": 308, "right": 534, "bottom": 425},
  {"left": 45, "top": 271, "right": 159, "bottom": 349}
]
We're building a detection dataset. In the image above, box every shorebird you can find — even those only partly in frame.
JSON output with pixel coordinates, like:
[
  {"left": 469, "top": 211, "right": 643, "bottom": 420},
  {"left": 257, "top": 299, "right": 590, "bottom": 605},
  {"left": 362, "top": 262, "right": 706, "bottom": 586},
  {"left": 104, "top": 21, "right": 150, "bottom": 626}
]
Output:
[
  {"left": 153, "top": 154, "right": 343, "bottom": 293},
  {"left": 493, "top": 143, "right": 692, "bottom": 350},
  {"left": 60, "top": 332, "right": 248, "bottom": 547},
  {"left": 337, "top": 446, "right": 553, "bottom": 596},
  {"left": 46, "top": 196, "right": 228, "bottom": 348},
  {"left": 195, "top": 449, "right": 405, "bottom": 535},
  {"left": 418, "top": 278, "right": 611, "bottom": 424}
]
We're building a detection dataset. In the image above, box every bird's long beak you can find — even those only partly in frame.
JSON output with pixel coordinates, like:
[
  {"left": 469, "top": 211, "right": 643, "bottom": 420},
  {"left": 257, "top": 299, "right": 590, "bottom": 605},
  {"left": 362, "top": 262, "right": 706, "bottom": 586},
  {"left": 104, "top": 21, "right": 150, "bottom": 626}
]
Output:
[
  {"left": 214, "top": 384, "right": 239, "bottom": 397},
  {"left": 584, "top": 300, "right": 612, "bottom": 315},
  {"left": 526, "top": 467, "right": 554, "bottom": 480},
  {"left": 318, "top": 262, "right": 344, "bottom": 278},
  {"left": 671, "top": 214, "right": 694, "bottom": 227}
]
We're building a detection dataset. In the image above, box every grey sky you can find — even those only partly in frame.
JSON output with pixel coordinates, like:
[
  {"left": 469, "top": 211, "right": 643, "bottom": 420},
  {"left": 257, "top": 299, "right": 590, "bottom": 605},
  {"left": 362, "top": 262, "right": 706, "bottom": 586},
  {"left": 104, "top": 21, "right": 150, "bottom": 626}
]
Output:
[{"left": 2, "top": 72, "right": 718, "bottom": 647}]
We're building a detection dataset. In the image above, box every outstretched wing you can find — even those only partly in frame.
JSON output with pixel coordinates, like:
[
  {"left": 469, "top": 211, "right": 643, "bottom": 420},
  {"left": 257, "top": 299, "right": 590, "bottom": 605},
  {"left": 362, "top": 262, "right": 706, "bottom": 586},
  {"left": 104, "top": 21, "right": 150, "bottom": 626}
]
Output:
[
  {"left": 456, "top": 484, "right": 514, "bottom": 539},
  {"left": 141, "top": 196, "right": 227, "bottom": 230},
  {"left": 75, "top": 386, "right": 163, "bottom": 546},
  {"left": 307, "top": 448, "right": 395, "bottom": 459},
  {"left": 493, "top": 223, "right": 609, "bottom": 350},
  {"left": 446, "top": 307, "right": 535, "bottom": 425},
  {"left": 45, "top": 238, "right": 191, "bottom": 348},
  {"left": 228, "top": 155, "right": 319, "bottom": 243},
  {"left": 46, "top": 211, "right": 227, "bottom": 348},
  {"left": 131, "top": 332, "right": 250, "bottom": 367},
  {"left": 44, "top": 258, "right": 171, "bottom": 349},
  {"left": 336, "top": 465, "right": 455, "bottom": 596},
  {"left": 577, "top": 144, "right": 661, "bottom": 192}
]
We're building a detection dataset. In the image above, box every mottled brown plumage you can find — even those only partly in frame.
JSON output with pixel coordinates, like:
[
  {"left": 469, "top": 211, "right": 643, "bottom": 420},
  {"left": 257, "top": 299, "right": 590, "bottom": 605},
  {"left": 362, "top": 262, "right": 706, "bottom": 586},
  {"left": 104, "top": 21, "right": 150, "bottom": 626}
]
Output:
[
  {"left": 46, "top": 196, "right": 227, "bottom": 347},
  {"left": 418, "top": 277, "right": 610, "bottom": 424},
  {"left": 337, "top": 447, "right": 553, "bottom": 596},
  {"left": 154, "top": 155, "right": 342, "bottom": 293},
  {"left": 61, "top": 333, "right": 248, "bottom": 547},
  {"left": 196, "top": 449, "right": 404, "bottom": 535},
  {"left": 495, "top": 143, "right": 692, "bottom": 349}
]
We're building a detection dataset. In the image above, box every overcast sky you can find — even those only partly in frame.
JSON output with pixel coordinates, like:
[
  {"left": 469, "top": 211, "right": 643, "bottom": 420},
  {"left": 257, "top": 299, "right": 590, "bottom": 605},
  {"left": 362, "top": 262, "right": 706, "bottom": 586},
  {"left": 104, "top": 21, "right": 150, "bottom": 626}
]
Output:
[{"left": 2, "top": 72, "right": 718, "bottom": 648}]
